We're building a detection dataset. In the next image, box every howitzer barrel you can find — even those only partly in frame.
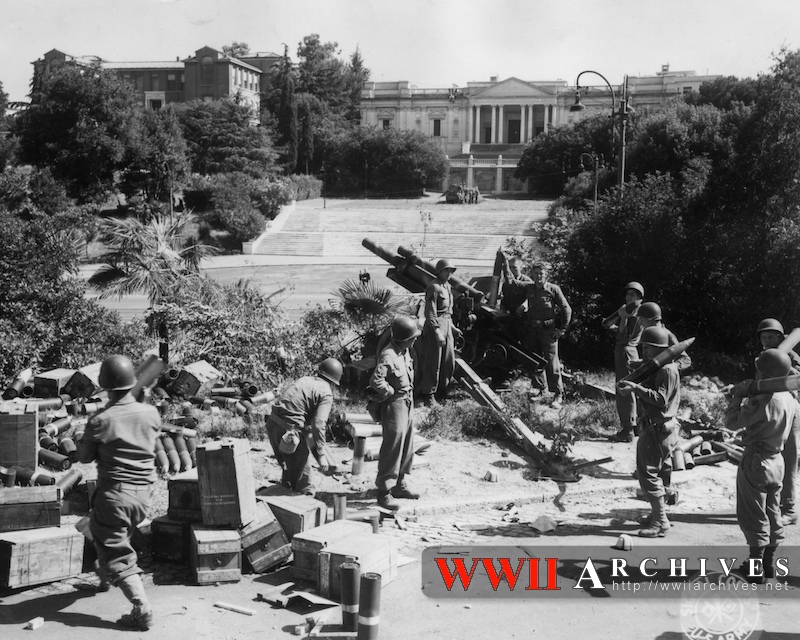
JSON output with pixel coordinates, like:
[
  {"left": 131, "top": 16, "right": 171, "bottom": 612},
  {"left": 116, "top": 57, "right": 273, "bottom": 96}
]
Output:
[
  {"left": 361, "top": 238, "right": 405, "bottom": 267},
  {"left": 396, "top": 245, "right": 484, "bottom": 299},
  {"left": 621, "top": 337, "right": 695, "bottom": 384}
]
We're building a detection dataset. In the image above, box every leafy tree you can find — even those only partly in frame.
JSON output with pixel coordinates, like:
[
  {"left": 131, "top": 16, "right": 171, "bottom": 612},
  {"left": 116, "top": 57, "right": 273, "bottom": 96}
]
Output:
[
  {"left": 324, "top": 126, "right": 448, "bottom": 196},
  {"left": 297, "top": 34, "right": 347, "bottom": 110},
  {"left": 120, "top": 108, "right": 190, "bottom": 203},
  {"left": 684, "top": 75, "right": 759, "bottom": 110},
  {"left": 14, "top": 64, "right": 140, "bottom": 202},
  {"left": 222, "top": 42, "right": 251, "bottom": 58},
  {"left": 0, "top": 81, "right": 16, "bottom": 171},
  {"left": 173, "top": 98, "right": 279, "bottom": 177}
]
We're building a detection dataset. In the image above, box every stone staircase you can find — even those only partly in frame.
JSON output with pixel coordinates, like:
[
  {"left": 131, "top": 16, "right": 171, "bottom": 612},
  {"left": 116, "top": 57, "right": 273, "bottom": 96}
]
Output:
[{"left": 251, "top": 205, "right": 545, "bottom": 261}]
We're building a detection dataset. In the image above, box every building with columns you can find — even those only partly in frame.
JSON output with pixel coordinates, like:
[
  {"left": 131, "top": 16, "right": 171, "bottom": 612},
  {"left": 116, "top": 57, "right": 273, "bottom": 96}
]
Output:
[{"left": 359, "top": 66, "right": 720, "bottom": 194}]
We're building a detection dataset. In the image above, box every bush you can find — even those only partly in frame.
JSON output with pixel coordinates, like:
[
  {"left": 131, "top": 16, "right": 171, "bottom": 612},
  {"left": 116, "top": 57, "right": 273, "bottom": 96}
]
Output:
[{"left": 287, "top": 174, "right": 322, "bottom": 201}]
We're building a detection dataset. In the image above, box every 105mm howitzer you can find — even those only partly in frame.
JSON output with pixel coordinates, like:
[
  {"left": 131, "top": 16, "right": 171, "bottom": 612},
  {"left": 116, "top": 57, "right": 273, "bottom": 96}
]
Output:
[{"left": 362, "top": 238, "right": 546, "bottom": 386}]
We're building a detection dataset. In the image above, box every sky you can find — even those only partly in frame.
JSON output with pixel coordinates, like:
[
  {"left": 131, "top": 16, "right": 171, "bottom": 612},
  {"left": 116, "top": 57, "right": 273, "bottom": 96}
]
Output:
[{"left": 1, "top": 0, "right": 797, "bottom": 103}]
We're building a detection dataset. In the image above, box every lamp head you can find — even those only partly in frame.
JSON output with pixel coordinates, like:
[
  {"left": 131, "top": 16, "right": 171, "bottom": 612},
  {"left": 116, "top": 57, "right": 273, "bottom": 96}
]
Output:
[{"left": 569, "top": 89, "right": 585, "bottom": 112}]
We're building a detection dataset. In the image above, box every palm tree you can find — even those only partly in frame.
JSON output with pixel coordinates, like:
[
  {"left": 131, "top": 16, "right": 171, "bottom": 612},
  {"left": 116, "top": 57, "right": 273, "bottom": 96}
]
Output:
[{"left": 88, "top": 210, "right": 217, "bottom": 361}]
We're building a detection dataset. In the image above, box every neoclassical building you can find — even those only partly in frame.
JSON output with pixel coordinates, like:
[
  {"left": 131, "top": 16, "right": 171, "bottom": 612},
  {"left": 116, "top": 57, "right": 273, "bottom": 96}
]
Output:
[{"left": 360, "top": 66, "right": 720, "bottom": 194}]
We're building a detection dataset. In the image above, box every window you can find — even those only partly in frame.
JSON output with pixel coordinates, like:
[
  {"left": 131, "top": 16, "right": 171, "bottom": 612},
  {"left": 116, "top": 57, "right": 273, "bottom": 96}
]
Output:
[
  {"left": 433, "top": 119, "right": 442, "bottom": 137},
  {"left": 200, "top": 56, "right": 214, "bottom": 85},
  {"left": 136, "top": 74, "right": 144, "bottom": 91},
  {"left": 382, "top": 119, "right": 391, "bottom": 129},
  {"left": 148, "top": 99, "right": 162, "bottom": 110},
  {"left": 151, "top": 74, "right": 160, "bottom": 91},
  {"left": 167, "top": 74, "right": 177, "bottom": 92},
  {"left": 682, "top": 86, "right": 693, "bottom": 94},
  {"left": 180, "top": 73, "right": 185, "bottom": 91}
]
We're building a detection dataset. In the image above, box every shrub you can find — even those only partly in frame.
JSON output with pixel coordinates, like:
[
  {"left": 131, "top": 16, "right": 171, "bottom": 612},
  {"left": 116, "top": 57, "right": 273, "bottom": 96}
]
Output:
[{"left": 287, "top": 174, "right": 322, "bottom": 201}]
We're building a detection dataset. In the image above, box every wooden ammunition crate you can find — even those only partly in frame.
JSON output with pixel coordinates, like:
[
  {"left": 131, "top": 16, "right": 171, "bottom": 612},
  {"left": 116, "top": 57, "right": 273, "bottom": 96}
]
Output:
[
  {"left": 196, "top": 438, "right": 256, "bottom": 527},
  {"left": 190, "top": 524, "right": 241, "bottom": 585},
  {"left": 0, "top": 526, "right": 84, "bottom": 588},
  {"left": 63, "top": 362, "right": 102, "bottom": 400},
  {"left": 0, "top": 486, "right": 61, "bottom": 532},
  {"left": 239, "top": 500, "right": 290, "bottom": 573},
  {"left": 0, "top": 402, "right": 38, "bottom": 471},
  {"left": 291, "top": 519, "right": 372, "bottom": 583},
  {"left": 170, "top": 360, "right": 222, "bottom": 398},
  {"left": 167, "top": 468, "right": 202, "bottom": 522},
  {"left": 262, "top": 494, "right": 327, "bottom": 540},
  {"left": 33, "top": 368, "right": 76, "bottom": 398},
  {"left": 152, "top": 516, "right": 190, "bottom": 564},
  {"left": 319, "top": 532, "right": 397, "bottom": 600}
]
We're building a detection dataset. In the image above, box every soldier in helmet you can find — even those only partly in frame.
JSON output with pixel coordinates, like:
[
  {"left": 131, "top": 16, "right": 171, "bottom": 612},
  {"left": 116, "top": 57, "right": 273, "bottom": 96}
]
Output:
[
  {"left": 635, "top": 302, "right": 692, "bottom": 372},
  {"left": 265, "top": 358, "right": 342, "bottom": 497},
  {"left": 517, "top": 262, "right": 572, "bottom": 407},
  {"left": 755, "top": 318, "right": 800, "bottom": 526},
  {"left": 418, "top": 258, "right": 460, "bottom": 406},
  {"left": 617, "top": 326, "right": 682, "bottom": 537},
  {"left": 605, "top": 282, "right": 645, "bottom": 443},
  {"left": 725, "top": 348, "right": 798, "bottom": 582},
  {"left": 370, "top": 315, "right": 422, "bottom": 510},
  {"left": 77, "top": 354, "right": 161, "bottom": 631}
]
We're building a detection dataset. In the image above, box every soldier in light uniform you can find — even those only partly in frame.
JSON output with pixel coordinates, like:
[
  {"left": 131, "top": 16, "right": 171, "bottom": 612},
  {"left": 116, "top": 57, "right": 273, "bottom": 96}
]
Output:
[
  {"left": 77, "top": 355, "right": 161, "bottom": 631},
  {"left": 755, "top": 318, "right": 800, "bottom": 526},
  {"left": 418, "top": 259, "right": 460, "bottom": 406},
  {"left": 617, "top": 326, "right": 681, "bottom": 538},
  {"left": 726, "top": 348, "right": 797, "bottom": 582},
  {"left": 370, "top": 316, "right": 421, "bottom": 511},
  {"left": 265, "top": 359, "right": 342, "bottom": 497},
  {"left": 517, "top": 263, "right": 572, "bottom": 407},
  {"left": 606, "top": 282, "right": 645, "bottom": 443}
]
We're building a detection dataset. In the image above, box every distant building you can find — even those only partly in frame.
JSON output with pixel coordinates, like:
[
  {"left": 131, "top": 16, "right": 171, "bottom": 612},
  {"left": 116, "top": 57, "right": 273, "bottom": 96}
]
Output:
[
  {"left": 31, "top": 47, "right": 282, "bottom": 115},
  {"left": 360, "top": 65, "right": 721, "bottom": 194}
]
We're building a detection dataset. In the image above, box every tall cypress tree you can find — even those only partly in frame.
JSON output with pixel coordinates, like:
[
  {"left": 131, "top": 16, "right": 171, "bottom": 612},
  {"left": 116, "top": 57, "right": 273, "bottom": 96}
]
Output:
[{"left": 276, "top": 45, "right": 298, "bottom": 174}]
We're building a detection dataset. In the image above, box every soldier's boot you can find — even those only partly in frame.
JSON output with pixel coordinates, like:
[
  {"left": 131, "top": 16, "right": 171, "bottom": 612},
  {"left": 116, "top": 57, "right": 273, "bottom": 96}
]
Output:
[
  {"left": 377, "top": 491, "right": 400, "bottom": 511},
  {"left": 610, "top": 428, "right": 633, "bottom": 443},
  {"left": 736, "top": 547, "right": 766, "bottom": 584},
  {"left": 391, "top": 476, "right": 420, "bottom": 500},
  {"left": 763, "top": 545, "right": 778, "bottom": 579},
  {"left": 117, "top": 574, "right": 153, "bottom": 631},
  {"left": 782, "top": 500, "right": 798, "bottom": 525},
  {"left": 638, "top": 496, "right": 669, "bottom": 537}
]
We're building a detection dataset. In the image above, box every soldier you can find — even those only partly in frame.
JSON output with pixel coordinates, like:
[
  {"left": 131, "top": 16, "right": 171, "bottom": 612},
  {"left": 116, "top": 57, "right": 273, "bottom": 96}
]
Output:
[
  {"left": 516, "top": 262, "right": 572, "bottom": 408},
  {"left": 370, "top": 316, "right": 421, "bottom": 510},
  {"left": 756, "top": 318, "right": 800, "bottom": 526},
  {"left": 265, "top": 359, "right": 342, "bottom": 497},
  {"left": 617, "top": 327, "right": 681, "bottom": 537},
  {"left": 418, "top": 258, "right": 460, "bottom": 405},
  {"left": 501, "top": 255, "right": 533, "bottom": 313},
  {"left": 77, "top": 355, "right": 161, "bottom": 631},
  {"left": 636, "top": 302, "right": 692, "bottom": 372},
  {"left": 726, "top": 349, "right": 798, "bottom": 583},
  {"left": 606, "top": 282, "right": 645, "bottom": 443}
]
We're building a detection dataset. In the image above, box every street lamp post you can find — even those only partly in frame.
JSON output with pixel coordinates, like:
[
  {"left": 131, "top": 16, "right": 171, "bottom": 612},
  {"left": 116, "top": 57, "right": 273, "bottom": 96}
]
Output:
[{"left": 569, "top": 70, "right": 630, "bottom": 187}]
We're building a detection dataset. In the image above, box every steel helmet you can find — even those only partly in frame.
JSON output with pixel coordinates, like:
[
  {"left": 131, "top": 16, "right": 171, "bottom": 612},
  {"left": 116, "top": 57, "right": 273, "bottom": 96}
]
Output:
[
  {"left": 640, "top": 326, "right": 670, "bottom": 348},
  {"left": 391, "top": 316, "right": 421, "bottom": 342},
  {"left": 757, "top": 318, "right": 784, "bottom": 334},
  {"left": 638, "top": 302, "right": 662, "bottom": 321},
  {"left": 624, "top": 281, "right": 645, "bottom": 298},
  {"left": 318, "top": 358, "right": 343, "bottom": 386},
  {"left": 435, "top": 258, "right": 457, "bottom": 274},
  {"left": 98, "top": 355, "right": 137, "bottom": 391},
  {"left": 756, "top": 348, "right": 792, "bottom": 378}
]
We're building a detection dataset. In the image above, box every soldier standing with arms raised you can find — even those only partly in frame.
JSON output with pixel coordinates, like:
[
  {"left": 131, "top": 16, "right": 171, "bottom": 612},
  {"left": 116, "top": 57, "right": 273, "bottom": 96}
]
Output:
[
  {"left": 517, "top": 263, "right": 572, "bottom": 408},
  {"left": 371, "top": 316, "right": 421, "bottom": 511},
  {"left": 77, "top": 355, "right": 161, "bottom": 631}
]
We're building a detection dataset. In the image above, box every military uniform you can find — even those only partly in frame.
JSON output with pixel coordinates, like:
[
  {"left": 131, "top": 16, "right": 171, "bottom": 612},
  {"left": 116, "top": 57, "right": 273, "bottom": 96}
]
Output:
[
  {"left": 521, "top": 281, "right": 572, "bottom": 394},
  {"left": 418, "top": 280, "right": 455, "bottom": 399},
  {"left": 266, "top": 376, "right": 333, "bottom": 496},
  {"left": 635, "top": 362, "right": 681, "bottom": 500},
  {"left": 77, "top": 395, "right": 160, "bottom": 585},
  {"left": 727, "top": 390, "right": 797, "bottom": 548},
  {"left": 370, "top": 343, "right": 415, "bottom": 494},
  {"left": 614, "top": 304, "right": 643, "bottom": 432}
]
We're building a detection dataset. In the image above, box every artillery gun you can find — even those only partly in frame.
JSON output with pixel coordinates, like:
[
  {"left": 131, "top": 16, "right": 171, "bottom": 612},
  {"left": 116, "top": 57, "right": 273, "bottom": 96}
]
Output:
[{"left": 361, "top": 238, "right": 546, "bottom": 387}]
